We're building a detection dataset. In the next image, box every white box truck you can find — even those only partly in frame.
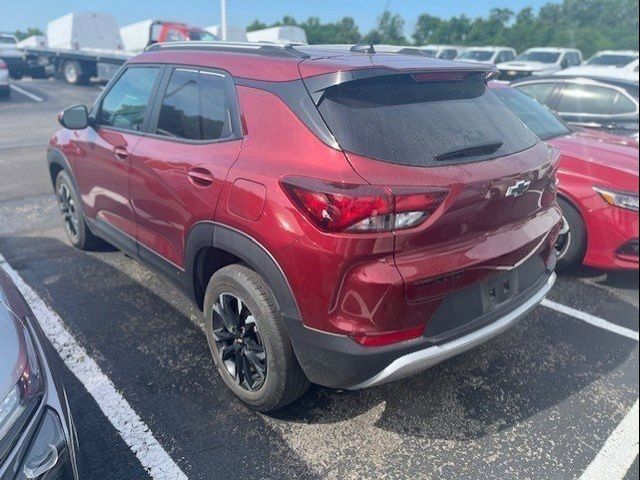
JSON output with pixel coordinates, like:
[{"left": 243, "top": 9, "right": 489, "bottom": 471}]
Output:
[
  {"left": 120, "top": 19, "right": 219, "bottom": 54},
  {"left": 246, "top": 26, "right": 307, "bottom": 44},
  {"left": 21, "top": 12, "right": 131, "bottom": 84}
]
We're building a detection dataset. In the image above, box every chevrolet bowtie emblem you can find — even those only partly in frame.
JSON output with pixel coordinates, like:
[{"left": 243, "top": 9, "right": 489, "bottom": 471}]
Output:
[{"left": 505, "top": 180, "right": 531, "bottom": 197}]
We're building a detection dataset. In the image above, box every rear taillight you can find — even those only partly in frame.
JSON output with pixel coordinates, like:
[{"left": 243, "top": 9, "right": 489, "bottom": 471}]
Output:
[
  {"left": 281, "top": 177, "right": 447, "bottom": 233},
  {"left": 0, "top": 61, "right": 7, "bottom": 70}
]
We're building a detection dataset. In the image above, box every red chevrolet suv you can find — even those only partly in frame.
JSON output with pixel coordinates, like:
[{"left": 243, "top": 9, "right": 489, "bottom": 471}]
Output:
[{"left": 49, "top": 42, "right": 561, "bottom": 411}]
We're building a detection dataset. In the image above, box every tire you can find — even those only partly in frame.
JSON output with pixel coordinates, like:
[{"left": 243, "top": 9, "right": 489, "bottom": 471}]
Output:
[
  {"left": 203, "top": 264, "right": 310, "bottom": 411},
  {"left": 555, "top": 197, "right": 587, "bottom": 271},
  {"left": 62, "top": 60, "right": 88, "bottom": 85},
  {"left": 55, "top": 171, "right": 102, "bottom": 250},
  {"left": 0, "top": 87, "right": 9, "bottom": 99}
]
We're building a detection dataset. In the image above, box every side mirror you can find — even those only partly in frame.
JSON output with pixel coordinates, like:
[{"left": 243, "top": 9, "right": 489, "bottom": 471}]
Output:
[{"left": 58, "top": 105, "right": 89, "bottom": 130}]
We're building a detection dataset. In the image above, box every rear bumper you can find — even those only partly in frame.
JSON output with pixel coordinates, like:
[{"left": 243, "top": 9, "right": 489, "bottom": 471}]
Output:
[{"left": 286, "top": 268, "right": 556, "bottom": 389}]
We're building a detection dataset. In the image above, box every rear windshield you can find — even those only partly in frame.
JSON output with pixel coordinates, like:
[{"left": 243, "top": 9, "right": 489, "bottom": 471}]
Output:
[
  {"left": 317, "top": 74, "right": 538, "bottom": 167},
  {"left": 516, "top": 51, "right": 560, "bottom": 63},
  {"left": 459, "top": 50, "right": 494, "bottom": 61},
  {"left": 587, "top": 54, "right": 637, "bottom": 66}
]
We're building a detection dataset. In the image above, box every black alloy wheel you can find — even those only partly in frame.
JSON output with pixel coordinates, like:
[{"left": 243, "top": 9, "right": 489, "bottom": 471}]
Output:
[
  {"left": 57, "top": 181, "right": 80, "bottom": 243},
  {"left": 212, "top": 293, "right": 267, "bottom": 391}
]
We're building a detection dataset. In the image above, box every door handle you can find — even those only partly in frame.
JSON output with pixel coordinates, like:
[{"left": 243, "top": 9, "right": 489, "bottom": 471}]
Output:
[
  {"left": 187, "top": 168, "right": 214, "bottom": 187},
  {"left": 113, "top": 146, "right": 129, "bottom": 161}
]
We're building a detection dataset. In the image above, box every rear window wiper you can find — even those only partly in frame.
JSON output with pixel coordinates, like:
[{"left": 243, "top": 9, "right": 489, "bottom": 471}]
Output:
[{"left": 435, "top": 141, "right": 504, "bottom": 162}]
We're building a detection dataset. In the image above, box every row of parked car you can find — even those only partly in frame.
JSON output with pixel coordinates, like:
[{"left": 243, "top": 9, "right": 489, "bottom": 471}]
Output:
[
  {"left": 421, "top": 45, "right": 639, "bottom": 82},
  {"left": 0, "top": 41, "right": 637, "bottom": 478}
]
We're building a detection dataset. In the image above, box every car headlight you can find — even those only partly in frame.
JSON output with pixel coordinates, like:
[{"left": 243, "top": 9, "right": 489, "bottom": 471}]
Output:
[
  {"left": 0, "top": 321, "right": 44, "bottom": 463},
  {"left": 594, "top": 186, "right": 639, "bottom": 212}
]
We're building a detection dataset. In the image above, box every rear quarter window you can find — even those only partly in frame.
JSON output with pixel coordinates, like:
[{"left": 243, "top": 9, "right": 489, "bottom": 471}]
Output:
[{"left": 317, "top": 74, "right": 537, "bottom": 167}]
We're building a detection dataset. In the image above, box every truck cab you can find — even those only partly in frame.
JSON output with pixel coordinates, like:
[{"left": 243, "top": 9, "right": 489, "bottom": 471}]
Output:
[
  {"left": 120, "top": 20, "right": 218, "bottom": 54},
  {"left": 497, "top": 47, "right": 583, "bottom": 80}
]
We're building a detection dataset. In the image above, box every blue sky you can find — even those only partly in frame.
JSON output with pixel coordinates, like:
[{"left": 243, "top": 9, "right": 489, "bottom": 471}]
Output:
[{"left": 3, "top": 0, "right": 557, "bottom": 35}]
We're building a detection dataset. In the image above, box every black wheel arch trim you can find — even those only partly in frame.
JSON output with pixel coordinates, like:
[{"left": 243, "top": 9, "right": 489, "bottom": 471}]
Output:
[
  {"left": 185, "top": 221, "right": 302, "bottom": 323},
  {"left": 47, "top": 148, "right": 79, "bottom": 192}
]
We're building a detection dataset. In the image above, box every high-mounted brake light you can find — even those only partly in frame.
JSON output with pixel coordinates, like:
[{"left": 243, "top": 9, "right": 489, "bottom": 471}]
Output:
[
  {"left": 412, "top": 72, "right": 469, "bottom": 82},
  {"left": 281, "top": 177, "right": 448, "bottom": 233}
]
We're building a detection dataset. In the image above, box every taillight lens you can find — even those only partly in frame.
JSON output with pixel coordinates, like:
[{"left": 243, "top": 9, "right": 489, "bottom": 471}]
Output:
[
  {"left": 281, "top": 177, "right": 447, "bottom": 233},
  {"left": 0, "top": 61, "right": 7, "bottom": 70}
]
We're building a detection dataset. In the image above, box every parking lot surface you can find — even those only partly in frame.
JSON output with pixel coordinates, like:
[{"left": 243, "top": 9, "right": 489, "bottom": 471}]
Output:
[{"left": 1, "top": 78, "right": 638, "bottom": 479}]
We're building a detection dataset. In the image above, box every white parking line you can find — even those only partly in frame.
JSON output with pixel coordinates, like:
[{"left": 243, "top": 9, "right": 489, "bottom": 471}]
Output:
[
  {"left": 542, "top": 299, "right": 639, "bottom": 341},
  {"left": 9, "top": 84, "right": 44, "bottom": 102},
  {"left": 580, "top": 400, "right": 639, "bottom": 480},
  {"left": 0, "top": 254, "right": 188, "bottom": 480}
]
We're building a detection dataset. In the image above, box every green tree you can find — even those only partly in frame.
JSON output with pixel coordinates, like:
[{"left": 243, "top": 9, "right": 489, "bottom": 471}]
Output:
[
  {"left": 246, "top": 20, "right": 267, "bottom": 32},
  {"left": 413, "top": 14, "right": 442, "bottom": 45},
  {"left": 14, "top": 28, "right": 44, "bottom": 40},
  {"left": 364, "top": 11, "right": 408, "bottom": 45}
]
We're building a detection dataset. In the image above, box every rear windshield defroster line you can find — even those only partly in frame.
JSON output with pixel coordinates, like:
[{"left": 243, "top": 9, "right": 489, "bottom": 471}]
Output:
[{"left": 316, "top": 73, "right": 538, "bottom": 167}]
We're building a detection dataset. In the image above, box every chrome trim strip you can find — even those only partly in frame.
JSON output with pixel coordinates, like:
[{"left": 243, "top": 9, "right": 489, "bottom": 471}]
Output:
[{"left": 348, "top": 272, "right": 557, "bottom": 390}]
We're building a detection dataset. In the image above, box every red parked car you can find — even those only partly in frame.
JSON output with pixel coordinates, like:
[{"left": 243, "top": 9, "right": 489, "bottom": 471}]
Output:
[
  {"left": 49, "top": 43, "right": 561, "bottom": 410},
  {"left": 492, "top": 83, "right": 639, "bottom": 271}
]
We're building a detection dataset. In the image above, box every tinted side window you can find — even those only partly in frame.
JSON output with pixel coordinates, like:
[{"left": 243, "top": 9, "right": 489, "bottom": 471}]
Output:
[
  {"left": 155, "top": 68, "right": 232, "bottom": 141},
  {"left": 515, "top": 82, "right": 557, "bottom": 105},
  {"left": 612, "top": 93, "right": 637, "bottom": 114},
  {"left": 557, "top": 84, "right": 618, "bottom": 114},
  {"left": 441, "top": 49, "right": 458, "bottom": 60},
  {"left": 569, "top": 53, "right": 581, "bottom": 66},
  {"left": 99, "top": 67, "right": 159, "bottom": 131}
]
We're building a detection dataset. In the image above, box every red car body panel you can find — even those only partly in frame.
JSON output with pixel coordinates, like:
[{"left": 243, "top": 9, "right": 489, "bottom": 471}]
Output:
[
  {"left": 49, "top": 46, "right": 562, "bottom": 388},
  {"left": 549, "top": 129, "right": 639, "bottom": 270}
]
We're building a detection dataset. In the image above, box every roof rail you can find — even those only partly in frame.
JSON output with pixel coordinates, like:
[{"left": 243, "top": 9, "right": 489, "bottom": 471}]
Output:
[{"left": 145, "top": 41, "right": 310, "bottom": 59}]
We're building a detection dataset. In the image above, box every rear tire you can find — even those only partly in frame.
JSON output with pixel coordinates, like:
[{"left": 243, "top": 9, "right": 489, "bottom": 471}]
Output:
[
  {"left": 203, "top": 264, "right": 310, "bottom": 412},
  {"left": 555, "top": 197, "right": 587, "bottom": 271},
  {"left": 55, "top": 171, "right": 102, "bottom": 250},
  {"left": 62, "top": 60, "right": 88, "bottom": 85}
]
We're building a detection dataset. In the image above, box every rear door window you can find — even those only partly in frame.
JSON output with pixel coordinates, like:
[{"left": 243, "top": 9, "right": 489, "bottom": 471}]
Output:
[
  {"left": 557, "top": 84, "right": 618, "bottom": 114},
  {"left": 317, "top": 73, "right": 537, "bottom": 167},
  {"left": 98, "top": 67, "right": 160, "bottom": 132},
  {"left": 515, "top": 82, "right": 557, "bottom": 106},
  {"left": 154, "top": 68, "right": 234, "bottom": 141}
]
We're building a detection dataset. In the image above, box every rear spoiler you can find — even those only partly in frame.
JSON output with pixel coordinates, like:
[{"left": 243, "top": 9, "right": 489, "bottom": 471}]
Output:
[{"left": 303, "top": 66, "right": 500, "bottom": 105}]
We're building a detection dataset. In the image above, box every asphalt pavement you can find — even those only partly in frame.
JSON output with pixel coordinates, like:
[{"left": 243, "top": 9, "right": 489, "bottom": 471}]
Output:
[{"left": 0, "top": 78, "right": 638, "bottom": 480}]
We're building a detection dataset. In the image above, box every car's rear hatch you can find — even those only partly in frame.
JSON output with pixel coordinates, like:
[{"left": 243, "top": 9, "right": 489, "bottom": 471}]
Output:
[{"left": 301, "top": 59, "right": 561, "bottom": 304}]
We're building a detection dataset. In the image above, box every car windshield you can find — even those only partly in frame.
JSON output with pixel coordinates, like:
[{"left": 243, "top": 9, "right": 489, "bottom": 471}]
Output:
[
  {"left": 516, "top": 51, "right": 561, "bottom": 63},
  {"left": 0, "top": 36, "right": 16, "bottom": 45},
  {"left": 587, "top": 54, "right": 638, "bottom": 66},
  {"left": 493, "top": 87, "right": 570, "bottom": 141},
  {"left": 317, "top": 73, "right": 538, "bottom": 167},
  {"left": 459, "top": 50, "right": 494, "bottom": 61}
]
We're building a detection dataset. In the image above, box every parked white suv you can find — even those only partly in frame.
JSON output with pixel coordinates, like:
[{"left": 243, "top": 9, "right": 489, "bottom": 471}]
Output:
[
  {"left": 419, "top": 44, "right": 464, "bottom": 60},
  {"left": 497, "top": 47, "right": 582, "bottom": 80},
  {"left": 558, "top": 51, "right": 639, "bottom": 82},
  {"left": 458, "top": 46, "right": 516, "bottom": 65}
]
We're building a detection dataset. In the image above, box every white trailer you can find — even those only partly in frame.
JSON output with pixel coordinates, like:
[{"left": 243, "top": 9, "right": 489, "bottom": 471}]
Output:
[
  {"left": 21, "top": 12, "right": 131, "bottom": 84},
  {"left": 206, "top": 25, "right": 247, "bottom": 42},
  {"left": 246, "top": 26, "right": 307, "bottom": 44}
]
